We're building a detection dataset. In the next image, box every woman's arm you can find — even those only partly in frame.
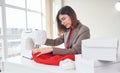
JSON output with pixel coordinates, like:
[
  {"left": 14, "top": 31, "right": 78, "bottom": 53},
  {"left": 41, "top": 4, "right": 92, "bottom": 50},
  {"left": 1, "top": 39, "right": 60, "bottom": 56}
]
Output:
[
  {"left": 32, "top": 35, "right": 64, "bottom": 55},
  {"left": 45, "top": 35, "right": 64, "bottom": 46}
]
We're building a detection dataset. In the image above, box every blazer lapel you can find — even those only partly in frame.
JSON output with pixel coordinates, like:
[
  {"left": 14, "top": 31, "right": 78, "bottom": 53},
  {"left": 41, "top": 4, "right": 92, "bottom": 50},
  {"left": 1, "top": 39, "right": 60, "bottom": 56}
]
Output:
[
  {"left": 69, "top": 24, "right": 82, "bottom": 47},
  {"left": 64, "top": 29, "right": 70, "bottom": 45},
  {"left": 69, "top": 28, "right": 78, "bottom": 47},
  {"left": 64, "top": 23, "right": 82, "bottom": 48}
]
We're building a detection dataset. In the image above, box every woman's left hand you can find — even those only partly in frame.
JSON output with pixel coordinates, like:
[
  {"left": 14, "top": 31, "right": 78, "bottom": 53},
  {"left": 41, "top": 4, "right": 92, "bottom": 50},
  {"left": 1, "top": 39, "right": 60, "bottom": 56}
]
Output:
[{"left": 32, "top": 46, "right": 53, "bottom": 57}]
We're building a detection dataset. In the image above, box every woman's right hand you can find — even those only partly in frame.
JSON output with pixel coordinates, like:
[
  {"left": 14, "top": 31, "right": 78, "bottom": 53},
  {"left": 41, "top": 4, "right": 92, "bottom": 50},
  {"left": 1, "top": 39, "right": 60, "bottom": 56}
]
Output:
[{"left": 32, "top": 46, "right": 53, "bottom": 57}]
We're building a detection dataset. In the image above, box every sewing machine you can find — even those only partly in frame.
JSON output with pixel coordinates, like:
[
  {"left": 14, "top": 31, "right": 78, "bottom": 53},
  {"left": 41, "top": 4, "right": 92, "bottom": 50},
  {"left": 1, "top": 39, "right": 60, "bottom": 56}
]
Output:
[{"left": 20, "top": 29, "right": 47, "bottom": 59}]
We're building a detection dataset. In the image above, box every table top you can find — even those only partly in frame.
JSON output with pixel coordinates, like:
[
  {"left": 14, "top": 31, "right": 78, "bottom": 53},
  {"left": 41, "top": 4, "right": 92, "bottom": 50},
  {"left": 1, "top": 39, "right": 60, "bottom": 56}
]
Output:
[{"left": 4, "top": 55, "right": 76, "bottom": 73}]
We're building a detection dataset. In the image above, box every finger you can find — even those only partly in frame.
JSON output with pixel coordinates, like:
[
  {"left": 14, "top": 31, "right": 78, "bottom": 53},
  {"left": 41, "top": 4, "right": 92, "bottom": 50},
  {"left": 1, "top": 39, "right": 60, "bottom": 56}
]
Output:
[
  {"left": 36, "top": 53, "right": 42, "bottom": 57},
  {"left": 32, "top": 49, "right": 39, "bottom": 53},
  {"left": 32, "top": 50, "right": 36, "bottom": 54},
  {"left": 33, "top": 51, "right": 39, "bottom": 54}
]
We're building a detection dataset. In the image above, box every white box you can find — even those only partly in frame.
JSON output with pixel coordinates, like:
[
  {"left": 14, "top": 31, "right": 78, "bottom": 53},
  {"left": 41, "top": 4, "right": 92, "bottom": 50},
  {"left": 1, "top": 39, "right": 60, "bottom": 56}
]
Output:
[
  {"left": 82, "top": 38, "right": 119, "bottom": 61},
  {"left": 75, "top": 55, "right": 120, "bottom": 73}
]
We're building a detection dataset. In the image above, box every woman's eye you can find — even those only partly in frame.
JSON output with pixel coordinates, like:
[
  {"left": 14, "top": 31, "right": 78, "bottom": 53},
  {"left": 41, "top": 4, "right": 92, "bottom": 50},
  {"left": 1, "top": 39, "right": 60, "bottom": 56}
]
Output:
[{"left": 61, "top": 17, "right": 65, "bottom": 21}]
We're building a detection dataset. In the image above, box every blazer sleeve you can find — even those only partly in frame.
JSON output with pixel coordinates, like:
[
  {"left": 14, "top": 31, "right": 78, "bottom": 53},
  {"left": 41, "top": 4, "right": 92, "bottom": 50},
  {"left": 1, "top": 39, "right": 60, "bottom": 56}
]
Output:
[
  {"left": 45, "top": 35, "right": 64, "bottom": 46},
  {"left": 52, "top": 26, "right": 90, "bottom": 55}
]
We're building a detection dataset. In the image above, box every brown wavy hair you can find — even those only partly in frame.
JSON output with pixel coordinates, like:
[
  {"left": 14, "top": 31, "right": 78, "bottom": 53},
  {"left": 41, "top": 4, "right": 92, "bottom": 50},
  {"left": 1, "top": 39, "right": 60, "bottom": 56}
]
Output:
[{"left": 56, "top": 6, "right": 79, "bottom": 36}]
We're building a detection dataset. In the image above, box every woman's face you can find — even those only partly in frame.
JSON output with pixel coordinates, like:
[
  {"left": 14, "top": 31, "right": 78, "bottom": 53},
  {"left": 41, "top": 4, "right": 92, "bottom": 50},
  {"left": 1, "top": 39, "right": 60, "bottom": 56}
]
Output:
[{"left": 59, "top": 14, "right": 72, "bottom": 28}]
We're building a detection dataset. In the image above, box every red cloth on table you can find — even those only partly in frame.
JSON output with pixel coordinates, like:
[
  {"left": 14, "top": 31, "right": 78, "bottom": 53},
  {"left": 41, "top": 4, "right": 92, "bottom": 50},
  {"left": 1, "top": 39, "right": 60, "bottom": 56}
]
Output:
[{"left": 32, "top": 52, "right": 75, "bottom": 66}]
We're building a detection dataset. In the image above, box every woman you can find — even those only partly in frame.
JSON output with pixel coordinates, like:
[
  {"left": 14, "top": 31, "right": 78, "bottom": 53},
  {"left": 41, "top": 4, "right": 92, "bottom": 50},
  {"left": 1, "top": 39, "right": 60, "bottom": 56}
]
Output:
[{"left": 33, "top": 6, "right": 90, "bottom": 56}]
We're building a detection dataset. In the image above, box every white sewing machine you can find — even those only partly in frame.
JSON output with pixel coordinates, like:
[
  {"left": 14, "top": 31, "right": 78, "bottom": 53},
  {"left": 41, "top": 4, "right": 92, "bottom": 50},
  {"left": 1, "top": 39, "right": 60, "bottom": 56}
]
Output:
[{"left": 20, "top": 29, "right": 47, "bottom": 59}]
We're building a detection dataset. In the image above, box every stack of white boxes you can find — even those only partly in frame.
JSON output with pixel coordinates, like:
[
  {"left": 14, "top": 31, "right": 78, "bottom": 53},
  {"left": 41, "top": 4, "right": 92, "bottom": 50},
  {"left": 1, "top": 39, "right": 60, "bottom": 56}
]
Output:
[{"left": 75, "top": 38, "right": 120, "bottom": 73}]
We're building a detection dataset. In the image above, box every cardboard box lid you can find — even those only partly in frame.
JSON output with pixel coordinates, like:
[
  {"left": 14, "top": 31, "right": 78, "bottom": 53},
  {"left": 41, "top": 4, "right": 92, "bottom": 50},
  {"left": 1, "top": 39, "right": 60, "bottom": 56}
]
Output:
[{"left": 82, "top": 38, "right": 118, "bottom": 48}]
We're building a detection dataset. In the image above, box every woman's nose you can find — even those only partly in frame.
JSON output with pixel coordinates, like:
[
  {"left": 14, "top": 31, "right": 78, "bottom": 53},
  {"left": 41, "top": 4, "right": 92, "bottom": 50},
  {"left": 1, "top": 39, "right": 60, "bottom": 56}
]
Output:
[{"left": 61, "top": 21, "right": 65, "bottom": 25}]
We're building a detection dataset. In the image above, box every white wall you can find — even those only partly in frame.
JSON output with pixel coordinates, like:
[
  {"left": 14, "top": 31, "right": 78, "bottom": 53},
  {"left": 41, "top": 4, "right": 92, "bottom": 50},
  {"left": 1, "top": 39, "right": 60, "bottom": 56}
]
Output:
[{"left": 64, "top": 0, "right": 120, "bottom": 38}]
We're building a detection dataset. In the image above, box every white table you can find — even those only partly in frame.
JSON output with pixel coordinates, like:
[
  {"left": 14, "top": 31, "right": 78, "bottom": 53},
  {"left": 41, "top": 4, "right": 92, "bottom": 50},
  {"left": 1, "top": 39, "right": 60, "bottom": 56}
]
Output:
[{"left": 2, "top": 56, "right": 76, "bottom": 73}]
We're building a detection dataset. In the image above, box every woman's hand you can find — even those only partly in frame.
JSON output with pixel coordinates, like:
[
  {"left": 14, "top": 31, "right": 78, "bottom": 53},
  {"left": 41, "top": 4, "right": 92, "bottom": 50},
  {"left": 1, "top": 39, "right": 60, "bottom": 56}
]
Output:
[{"left": 32, "top": 46, "right": 53, "bottom": 57}]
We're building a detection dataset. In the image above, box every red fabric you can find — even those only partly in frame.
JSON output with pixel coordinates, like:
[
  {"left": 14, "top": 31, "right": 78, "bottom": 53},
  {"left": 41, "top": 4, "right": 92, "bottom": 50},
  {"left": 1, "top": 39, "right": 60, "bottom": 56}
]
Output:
[
  {"left": 32, "top": 52, "right": 75, "bottom": 66},
  {"left": 66, "top": 28, "right": 74, "bottom": 49}
]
